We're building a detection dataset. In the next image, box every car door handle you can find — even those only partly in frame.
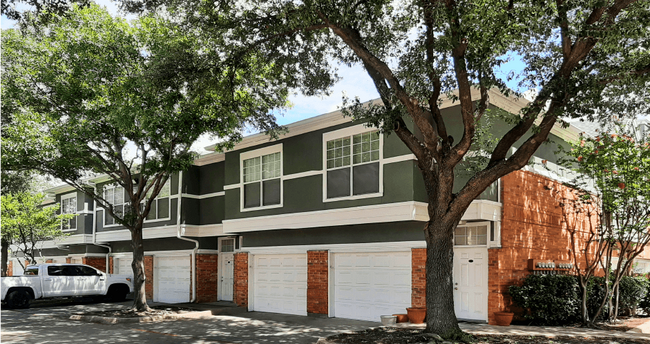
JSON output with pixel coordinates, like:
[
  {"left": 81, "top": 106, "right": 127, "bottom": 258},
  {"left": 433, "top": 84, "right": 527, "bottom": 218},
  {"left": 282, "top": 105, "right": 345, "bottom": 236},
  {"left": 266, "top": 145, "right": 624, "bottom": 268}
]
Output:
[{"left": 43, "top": 278, "right": 52, "bottom": 281}]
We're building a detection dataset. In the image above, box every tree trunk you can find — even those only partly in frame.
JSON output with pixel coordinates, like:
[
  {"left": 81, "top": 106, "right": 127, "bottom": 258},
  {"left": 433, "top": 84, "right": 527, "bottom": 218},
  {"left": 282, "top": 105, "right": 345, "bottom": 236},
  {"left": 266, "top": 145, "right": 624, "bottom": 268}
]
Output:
[
  {"left": 1, "top": 238, "right": 9, "bottom": 277},
  {"left": 130, "top": 222, "right": 151, "bottom": 312},
  {"left": 578, "top": 277, "right": 590, "bottom": 324},
  {"left": 424, "top": 220, "right": 465, "bottom": 339}
]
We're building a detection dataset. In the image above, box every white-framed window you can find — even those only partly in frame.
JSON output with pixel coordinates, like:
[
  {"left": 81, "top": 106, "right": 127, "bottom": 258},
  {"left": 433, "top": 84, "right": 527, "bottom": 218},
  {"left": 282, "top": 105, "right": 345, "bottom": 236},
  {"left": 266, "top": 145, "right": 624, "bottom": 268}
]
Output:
[
  {"left": 240, "top": 144, "right": 283, "bottom": 211},
  {"left": 323, "top": 124, "right": 383, "bottom": 201},
  {"left": 104, "top": 185, "right": 126, "bottom": 227},
  {"left": 454, "top": 223, "right": 489, "bottom": 246},
  {"left": 144, "top": 180, "right": 171, "bottom": 221},
  {"left": 60, "top": 192, "right": 77, "bottom": 231}
]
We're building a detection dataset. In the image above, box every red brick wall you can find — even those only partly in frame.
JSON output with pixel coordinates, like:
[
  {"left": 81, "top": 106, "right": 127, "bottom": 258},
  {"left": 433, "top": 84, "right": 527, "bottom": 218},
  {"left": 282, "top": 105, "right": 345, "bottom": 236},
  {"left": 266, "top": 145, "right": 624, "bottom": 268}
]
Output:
[
  {"left": 234, "top": 252, "right": 249, "bottom": 308},
  {"left": 108, "top": 257, "right": 114, "bottom": 274},
  {"left": 83, "top": 257, "right": 107, "bottom": 272},
  {"left": 491, "top": 170, "right": 600, "bottom": 324},
  {"left": 46, "top": 259, "right": 53, "bottom": 263},
  {"left": 411, "top": 248, "right": 426, "bottom": 307},
  {"left": 7, "top": 260, "right": 13, "bottom": 276},
  {"left": 196, "top": 254, "right": 218, "bottom": 303},
  {"left": 144, "top": 256, "right": 154, "bottom": 300},
  {"left": 307, "top": 250, "right": 328, "bottom": 314},
  {"left": 66, "top": 257, "right": 71, "bottom": 263}
]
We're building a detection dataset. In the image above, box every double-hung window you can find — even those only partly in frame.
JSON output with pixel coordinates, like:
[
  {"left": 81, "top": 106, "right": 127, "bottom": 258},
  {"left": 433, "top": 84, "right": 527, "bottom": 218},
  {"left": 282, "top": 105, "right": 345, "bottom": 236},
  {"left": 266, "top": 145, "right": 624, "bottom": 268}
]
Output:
[
  {"left": 104, "top": 186, "right": 126, "bottom": 226},
  {"left": 324, "top": 126, "right": 382, "bottom": 200},
  {"left": 145, "top": 180, "right": 171, "bottom": 221},
  {"left": 241, "top": 144, "right": 282, "bottom": 210},
  {"left": 60, "top": 192, "right": 77, "bottom": 231}
]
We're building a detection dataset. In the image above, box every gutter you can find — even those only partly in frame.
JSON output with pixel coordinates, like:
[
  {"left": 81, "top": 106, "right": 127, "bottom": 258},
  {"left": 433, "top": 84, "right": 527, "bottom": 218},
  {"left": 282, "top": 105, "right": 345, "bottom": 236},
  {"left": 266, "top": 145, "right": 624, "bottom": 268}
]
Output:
[
  {"left": 91, "top": 185, "right": 111, "bottom": 273},
  {"left": 174, "top": 171, "right": 199, "bottom": 303}
]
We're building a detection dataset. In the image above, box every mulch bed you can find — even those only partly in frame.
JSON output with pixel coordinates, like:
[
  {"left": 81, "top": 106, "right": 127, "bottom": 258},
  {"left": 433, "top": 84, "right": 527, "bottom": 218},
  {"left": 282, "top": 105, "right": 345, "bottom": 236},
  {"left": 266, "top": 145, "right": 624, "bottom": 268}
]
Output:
[{"left": 320, "top": 328, "right": 648, "bottom": 344}]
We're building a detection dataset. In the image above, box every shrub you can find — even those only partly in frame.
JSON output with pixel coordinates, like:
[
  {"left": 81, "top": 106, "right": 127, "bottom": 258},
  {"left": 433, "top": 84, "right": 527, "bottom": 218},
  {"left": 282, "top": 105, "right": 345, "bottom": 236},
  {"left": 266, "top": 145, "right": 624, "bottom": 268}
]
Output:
[
  {"left": 639, "top": 276, "right": 650, "bottom": 315},
  {"left": 509, "top": 274, "right": 580, "bottom": 325},
  {"left": 618, "top": 276, "right": 649, "bottom": 315}
]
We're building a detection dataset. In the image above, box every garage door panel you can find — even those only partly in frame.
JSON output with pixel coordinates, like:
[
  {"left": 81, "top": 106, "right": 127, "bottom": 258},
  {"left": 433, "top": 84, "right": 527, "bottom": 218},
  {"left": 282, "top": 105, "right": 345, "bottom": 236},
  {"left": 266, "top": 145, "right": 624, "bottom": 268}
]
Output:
[
  {"left": 253, "top": 254, "right": 307, "bottom": 316},
  {"left": 333, "top": 252, "right": 412, "bottom": 322},
  {"left": 155, "top": 256, "right": 190, "bottom": 304}
]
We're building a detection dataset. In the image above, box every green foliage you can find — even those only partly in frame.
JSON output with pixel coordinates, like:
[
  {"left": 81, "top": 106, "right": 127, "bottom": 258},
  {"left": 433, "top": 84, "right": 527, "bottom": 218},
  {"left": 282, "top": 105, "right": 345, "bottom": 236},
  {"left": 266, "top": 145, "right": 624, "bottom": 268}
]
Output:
[
  {"left": 1, "top": 192, "right": 71, "bottom": 266},
  {"left": 509, "top": 274, "right": 580, "bottom": 325},
  {"left": 639, "top": 277, "right": 650, "bottom": 315},
  {"left": 510, "top": 274, "right": 650, "bottom": 324},
  {"left": 618, "top": 276, "right": 649, "bottom": 313},
  {"left": 1, "top": 4, "right": 288, "bottom": 226}
]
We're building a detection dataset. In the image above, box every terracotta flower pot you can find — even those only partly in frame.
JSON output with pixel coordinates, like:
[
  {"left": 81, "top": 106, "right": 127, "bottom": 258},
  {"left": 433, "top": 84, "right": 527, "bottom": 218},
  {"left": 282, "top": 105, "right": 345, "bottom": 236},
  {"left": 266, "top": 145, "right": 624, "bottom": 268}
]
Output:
[
  {"left": 406, "top": 307, "right": 426, "bottom": 324},
  {"left": 393, "top": 314, "right": 409, "bottom": 323},
  {"left": 494, "top": 311, "right": 514, "bottom": 326}
]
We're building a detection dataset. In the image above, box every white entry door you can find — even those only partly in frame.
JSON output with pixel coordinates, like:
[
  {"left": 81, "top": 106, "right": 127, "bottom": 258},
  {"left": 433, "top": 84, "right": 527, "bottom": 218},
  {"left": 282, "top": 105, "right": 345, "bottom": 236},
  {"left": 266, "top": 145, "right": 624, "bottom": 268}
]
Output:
[
  {"left": 219, "top": 253, "right": 234, "bottom": 301},
  {"left": 453, "top": 247, "right": 488, "bottom": 321},
  {"left": 154, "top": 255, "right": 191, "bottom": 303},
  {"left": 332, "top": 252, "right": 411, "bottom": 322},
  {"left": 252, "top": 254, "right": 307, "bottom": 316}
]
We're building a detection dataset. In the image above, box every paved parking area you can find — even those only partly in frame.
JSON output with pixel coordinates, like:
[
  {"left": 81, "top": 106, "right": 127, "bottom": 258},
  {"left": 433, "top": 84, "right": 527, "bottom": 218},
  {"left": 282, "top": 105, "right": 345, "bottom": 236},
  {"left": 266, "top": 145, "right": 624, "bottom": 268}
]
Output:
[{"left": 1, "top": 299, "right": 377, "bottom": 344}]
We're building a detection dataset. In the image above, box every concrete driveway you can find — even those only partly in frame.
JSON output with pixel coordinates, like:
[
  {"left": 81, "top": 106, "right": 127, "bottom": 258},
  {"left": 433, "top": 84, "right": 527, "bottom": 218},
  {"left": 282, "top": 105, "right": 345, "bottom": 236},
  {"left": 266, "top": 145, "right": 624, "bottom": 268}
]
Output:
[{"left": 1, "top": 299, "right": 378, "bottom": 344}]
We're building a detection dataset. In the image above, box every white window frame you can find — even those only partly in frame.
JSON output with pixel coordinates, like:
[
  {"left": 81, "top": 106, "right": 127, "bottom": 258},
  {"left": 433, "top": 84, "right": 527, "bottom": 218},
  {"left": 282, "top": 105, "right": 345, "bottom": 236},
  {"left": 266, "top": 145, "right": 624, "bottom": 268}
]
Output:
[
  {"left": 103, "top": 185, "right": 127, "bottom": 228},
  {"left": 453, "top": 221, "right": 490, "bottom": 247},
  {"left": 60, "top": 192, "right": 77, "bottom": 232},
  {"left": 322, "top": 124, "right": 384, "bottom": 202},
  {"left": 219, "top": 237, "right": 237, "bottom": 253},
  {"left": 239, "top": 144, "right": 283, "bottom": 212},
  {"left": 143, "top": 180, "right": 172, "bottom": 223}
]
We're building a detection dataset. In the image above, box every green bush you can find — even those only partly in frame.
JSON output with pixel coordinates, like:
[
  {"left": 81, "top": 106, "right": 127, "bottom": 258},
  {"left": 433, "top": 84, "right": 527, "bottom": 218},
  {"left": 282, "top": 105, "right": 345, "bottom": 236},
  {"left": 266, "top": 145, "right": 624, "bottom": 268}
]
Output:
[
  {"left": 510, "top": 274, "right": 650, "bottom": 325},
  {"left": 587, "top": 276, "right": 649, "bottom": 318},
  {"left": 509, "top": 274, "right": 580, "bottom": 325},
  {"left": 618, "top": 277, "right": 649, "bottom": 314}
]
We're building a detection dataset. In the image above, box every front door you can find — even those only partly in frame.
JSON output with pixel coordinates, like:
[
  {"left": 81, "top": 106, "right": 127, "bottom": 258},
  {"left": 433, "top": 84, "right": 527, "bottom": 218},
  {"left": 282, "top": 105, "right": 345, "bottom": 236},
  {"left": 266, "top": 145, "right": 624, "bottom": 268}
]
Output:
[
  {"left": 453, "top": 247, "right": 488, "bottom": 321},
  {"left": 219, "top": 253, "right": 234, "bottom": 301}
]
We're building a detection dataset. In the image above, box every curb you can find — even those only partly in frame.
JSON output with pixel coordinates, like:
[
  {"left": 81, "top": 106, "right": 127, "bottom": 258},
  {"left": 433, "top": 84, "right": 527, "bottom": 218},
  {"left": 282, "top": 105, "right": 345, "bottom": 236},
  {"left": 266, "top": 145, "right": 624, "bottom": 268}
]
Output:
[{"left": 66, "top": 310, "right": 213, "bottom": 324}]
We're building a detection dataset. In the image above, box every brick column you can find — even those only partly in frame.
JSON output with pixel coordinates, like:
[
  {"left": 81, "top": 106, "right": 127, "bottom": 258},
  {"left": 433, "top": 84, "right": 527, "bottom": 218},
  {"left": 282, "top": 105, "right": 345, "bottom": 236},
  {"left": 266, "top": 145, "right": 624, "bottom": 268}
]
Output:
[
  {"left": 108, "top": 257, "right": 114, "bottom": 274},
  {"left": 196, "top": 253, "right": 218, "bottom": 303},
  {"left": 144, "top": 256, "right": 154, "bottom": 300},
  {"left": 307, "top": 250, "right": 328, "bottom": 315},
  {"left": 83, "top": 257, "right": 107, "bottom": 272},
  {"left": 46, "top": 259, "right": 53, "bottom": 263},
  {"left": 66, "top": 257, "right": 71, "bottom": 263},
  {"left": 234, "top": 252, "right": 249, "bottom": 308},
  {"left": 411, "top": 248, "right": 426, "bottom": 307},
  {"left": 7, "top": 260, "right": 13, "bottom": 276}
]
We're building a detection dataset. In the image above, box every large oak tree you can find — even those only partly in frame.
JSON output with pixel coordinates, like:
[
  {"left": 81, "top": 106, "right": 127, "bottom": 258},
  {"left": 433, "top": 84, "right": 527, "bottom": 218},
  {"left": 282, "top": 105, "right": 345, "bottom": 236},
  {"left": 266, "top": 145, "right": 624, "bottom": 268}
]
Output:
[
  {"left": 1, "top": 4, "right": 326, "bottom": 312},
  {"left": 124, "top": 0, "right": 650, "bottom": 338}
]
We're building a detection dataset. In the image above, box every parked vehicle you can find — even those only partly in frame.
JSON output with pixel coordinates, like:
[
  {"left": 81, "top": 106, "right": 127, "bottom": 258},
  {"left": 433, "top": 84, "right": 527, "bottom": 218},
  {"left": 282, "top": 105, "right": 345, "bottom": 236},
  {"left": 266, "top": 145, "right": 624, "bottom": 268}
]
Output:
[{"left": 1, "top": 263, "right": 133, "bottom": 308}]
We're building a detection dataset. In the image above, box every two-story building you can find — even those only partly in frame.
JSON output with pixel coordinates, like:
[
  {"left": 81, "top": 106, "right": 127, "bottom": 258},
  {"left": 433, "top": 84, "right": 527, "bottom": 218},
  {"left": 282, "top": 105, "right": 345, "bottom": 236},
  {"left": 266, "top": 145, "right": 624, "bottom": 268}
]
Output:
[{"left": 10, "top": 89, "right": 649, "bottom": 324}]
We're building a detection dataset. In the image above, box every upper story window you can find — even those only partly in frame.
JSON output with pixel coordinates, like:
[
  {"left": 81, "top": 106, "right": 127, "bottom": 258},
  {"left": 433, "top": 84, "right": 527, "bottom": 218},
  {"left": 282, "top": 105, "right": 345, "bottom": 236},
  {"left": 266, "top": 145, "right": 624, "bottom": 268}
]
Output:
[
  {"left": 145, "top": 180, "right": 171, "bottom": 221},
  {"left": 323, "top": 125, "right": 382, "bottom": 201},
  {"left": 104, "top": 186, "right": 126, "bottom": 226},
  {"left": 60, "top": 192, "right": 77, "bottom": 231},
  {"left": 240, "top": 144, "right": 282, "bottom": 210}
]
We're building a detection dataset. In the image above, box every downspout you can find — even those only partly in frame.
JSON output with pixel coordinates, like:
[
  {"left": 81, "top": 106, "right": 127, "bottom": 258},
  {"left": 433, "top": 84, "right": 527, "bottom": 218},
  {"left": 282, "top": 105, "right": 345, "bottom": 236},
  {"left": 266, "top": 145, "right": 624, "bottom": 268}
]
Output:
[
  {"left": 90, "top": 182, "right": 112, "bottom": 273},
  {"left": 175, "top": 171, "right": 199, "bottom": 302}
]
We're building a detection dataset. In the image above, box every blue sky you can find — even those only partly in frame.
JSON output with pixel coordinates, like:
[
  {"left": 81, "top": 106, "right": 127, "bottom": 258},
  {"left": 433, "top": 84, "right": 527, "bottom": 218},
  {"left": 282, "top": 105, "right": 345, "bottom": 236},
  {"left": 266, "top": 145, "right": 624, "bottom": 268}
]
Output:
[{"left": 1, "top": 0, "right": 528, "bottom": 154}]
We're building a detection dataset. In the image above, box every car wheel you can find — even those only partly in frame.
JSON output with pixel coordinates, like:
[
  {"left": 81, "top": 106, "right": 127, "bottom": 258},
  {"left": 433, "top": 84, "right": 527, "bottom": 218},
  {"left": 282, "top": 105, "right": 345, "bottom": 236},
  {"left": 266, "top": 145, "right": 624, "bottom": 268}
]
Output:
[
  {"left": 7, "top": 290, "right": 31, "bottom": 309},
  {"left": 107, "top": 287, "right": 127, "bottom": 302}
]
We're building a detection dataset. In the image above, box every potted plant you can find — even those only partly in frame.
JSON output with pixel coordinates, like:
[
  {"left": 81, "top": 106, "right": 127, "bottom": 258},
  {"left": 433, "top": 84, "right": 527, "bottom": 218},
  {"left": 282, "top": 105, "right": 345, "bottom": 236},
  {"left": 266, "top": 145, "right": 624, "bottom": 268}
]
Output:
[
  {"left": 406, "top": 307, "right": 426, "bottom": 324},
  {"left": 494, "top": 311, "right": 514, "bottom": 326}
]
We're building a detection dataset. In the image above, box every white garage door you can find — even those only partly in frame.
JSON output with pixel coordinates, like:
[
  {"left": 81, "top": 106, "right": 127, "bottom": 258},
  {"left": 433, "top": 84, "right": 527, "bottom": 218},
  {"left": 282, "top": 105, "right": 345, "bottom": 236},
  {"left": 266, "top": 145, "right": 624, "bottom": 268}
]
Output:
[
  {"left": 253, "top": 254, "right": 307, "bottom": 316},
  {"left": 155, "top": 256, "right": 191, "bottom": 303},
  {"left": 115, "top": 256, "right": 133, "bottom": 275},
  {"left": 332, "top": 252, "right": 411, "bottom": 322},
  {"left": 11, "top": 258, "right": 25, "bottom": 276}
]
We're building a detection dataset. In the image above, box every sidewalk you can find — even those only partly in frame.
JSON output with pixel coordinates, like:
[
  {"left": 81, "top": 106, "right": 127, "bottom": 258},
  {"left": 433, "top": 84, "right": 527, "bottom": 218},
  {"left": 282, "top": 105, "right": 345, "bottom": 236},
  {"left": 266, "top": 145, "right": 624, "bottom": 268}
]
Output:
[{"left": 173, "top": 301, "right": 650, "bottom": 341}]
